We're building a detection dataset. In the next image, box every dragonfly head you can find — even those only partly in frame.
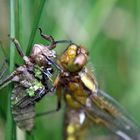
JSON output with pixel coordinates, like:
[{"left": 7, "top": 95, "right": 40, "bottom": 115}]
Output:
[{"left": 59, "top": 44, "right": 88, "bottom": 73}]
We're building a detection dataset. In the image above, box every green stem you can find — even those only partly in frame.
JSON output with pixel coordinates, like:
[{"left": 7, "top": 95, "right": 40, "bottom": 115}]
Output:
[
  {"left": 16, "top": 0, "right": 22, "bottom": 42},
  {"left": 26, "top": 0, "right": 47, "bottom": 55},
  {"left": 5, "top": 0, "right": 16, "bottom": 140},
  {"left": 16, "top": 0, "right": 26, "bottom": 140}
]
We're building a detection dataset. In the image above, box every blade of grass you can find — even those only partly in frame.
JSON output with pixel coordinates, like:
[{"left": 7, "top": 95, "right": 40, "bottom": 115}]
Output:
[
  {"left": 5, "top": 0, "right": 16, "bottom": 140},
  {"left": 26, "top": 0, "right": 47, "bottom": 55},
  {"left": 16, "top": 0, "right": 22, "bottom": 42},
  {"left": 15, "top": 0, "right": 26, "bottom": 139}
]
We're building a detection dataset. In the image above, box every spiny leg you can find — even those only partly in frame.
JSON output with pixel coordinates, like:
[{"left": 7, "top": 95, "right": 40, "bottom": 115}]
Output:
[
  {"left": 8, "top": 35, "right": 25, "bottom": 58},
  {"left": 8, "top": 36, "right": 32, "bottom": 65},
  {"left": 0, "top": 40, "right": 9, "bottom": 79},
  {"left": 0, "top": 41, "right": 20, "bottom": 85},
  {"left": 36, "top": 99, "right": 61, "bottom": 117},
  {"left": 39, "top": 28, "right": 72, "bottom": 50},
  {"left": 0, "top": 60, "right": 20, "bottom": 80},
  {"left": 36, "top": 108, "right": 59, "bottom": 117},
  {"left": 55, "top": 83, "right": 62, "bottom": 111},
  {"left": 36, "top": 80, "right": 62, "bottom": 117},
  {"left": 0, "top": 59, "right": 8, "bottom": 79},
  {"left": 0, "top": 40, "right": 8, "bottom": 60},
  {"left": 39, "top": 28, "right": 56, "bottom": 49},
  {"left": 0, "top": 71, "right": 16, "bottom": 90},
  {"left": 0, "top": 39, "right": 24, "bottom": 67},
  {"left": 55, "top": 40, "right": 72, "bottom": 45}
]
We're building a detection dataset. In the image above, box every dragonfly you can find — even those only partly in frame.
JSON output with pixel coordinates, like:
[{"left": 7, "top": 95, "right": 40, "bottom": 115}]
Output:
[{"left": 38, "top": 31, "right": 140, "bottom": 140}]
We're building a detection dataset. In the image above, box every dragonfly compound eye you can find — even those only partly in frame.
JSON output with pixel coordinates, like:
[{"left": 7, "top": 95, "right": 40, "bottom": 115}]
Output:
[{"left": 59, "top": 44, "right": 88, "bottom": 72}]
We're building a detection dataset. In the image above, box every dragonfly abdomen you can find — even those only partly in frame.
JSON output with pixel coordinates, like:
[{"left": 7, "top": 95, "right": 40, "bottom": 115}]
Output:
[{"left": 64, "top": 108, "right": 88, "bottom": 140}]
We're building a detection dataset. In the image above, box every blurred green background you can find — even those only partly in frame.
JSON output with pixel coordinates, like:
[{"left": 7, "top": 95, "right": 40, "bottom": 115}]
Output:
[{"left": 0, "top": 0, "right": 139, "bottom": 140}]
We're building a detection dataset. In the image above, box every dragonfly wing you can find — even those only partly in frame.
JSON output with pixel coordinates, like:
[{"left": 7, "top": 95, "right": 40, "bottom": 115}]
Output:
[{"left": 85, "top": 89, "right": 140, "bottom": 140}]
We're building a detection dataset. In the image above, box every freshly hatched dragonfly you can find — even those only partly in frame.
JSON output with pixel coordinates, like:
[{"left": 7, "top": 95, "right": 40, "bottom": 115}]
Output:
[
  {"left": 37, "top": 30, "right": 140, "bottom": 140},
  {"left": 0, "top": 29, "right": 71, "bottom": 132}
]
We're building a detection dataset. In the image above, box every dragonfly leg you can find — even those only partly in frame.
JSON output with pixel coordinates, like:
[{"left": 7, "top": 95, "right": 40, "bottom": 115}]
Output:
[
  {"left": 36, "top": 100, "right": 61, "bottom": 117},
  {"left": 0, "top": 41, "right": 9, "bottom": 79},
  {"left": 39, "top": 28, "right": 73, "bottom": 50},
  {"left": 0, "top": 40, "right": 8, "bottom": 59},
  {"left": 0, "top": 60, "right": 8, "bottom": 79},
  {"left": 0, "top": 71, "right": 16, "bottom": 90},
  {"left": 36, "top": 84, "right": 62, "bottom": 117},
  {"left": 55, "top": 84, "right": 62, "bottom": 111},
  {"left": 8, "top": 35, "right": 25, "bottom": 58},
  {"left": 39, "top": 28, "right": 56, "bottom": 49},
  {"left": 9, "top": 36, "right": 32, "bottom": 65},
  {"left": 0, "top": 41, "right": 20, "bottom": 70}
]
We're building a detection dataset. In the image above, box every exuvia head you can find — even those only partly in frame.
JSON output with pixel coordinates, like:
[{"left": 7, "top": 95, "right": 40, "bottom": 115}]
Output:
[{"left": 30, "top": 44, "right": 56, "bottom": 66}]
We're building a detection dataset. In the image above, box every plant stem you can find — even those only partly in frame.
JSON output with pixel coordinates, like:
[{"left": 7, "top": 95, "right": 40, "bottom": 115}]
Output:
[
  {"left": 16, "top": 0, "right": 22, "bottom": 42},
  {"left": 5, "top": 0, "right": 16, "bottom": 140},
  {"left": 26, "top": 0, "right": 47, "bottom": 55},
  {"left": 16, "top": 0, "right": 26, "bottom": 139}
]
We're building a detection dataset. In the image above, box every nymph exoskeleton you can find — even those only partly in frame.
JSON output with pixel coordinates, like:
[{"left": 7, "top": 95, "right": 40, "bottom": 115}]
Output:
[{"left": 0, "top": 28, "right": 71, "bottom": 132}]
